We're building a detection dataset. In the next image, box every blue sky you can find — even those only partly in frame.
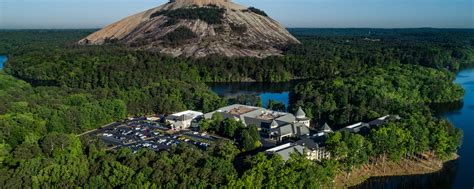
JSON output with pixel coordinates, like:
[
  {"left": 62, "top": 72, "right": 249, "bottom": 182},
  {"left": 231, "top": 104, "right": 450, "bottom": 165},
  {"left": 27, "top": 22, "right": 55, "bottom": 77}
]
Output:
[{"left": 0, "top": 0, "right": 472, "bottom": 29}]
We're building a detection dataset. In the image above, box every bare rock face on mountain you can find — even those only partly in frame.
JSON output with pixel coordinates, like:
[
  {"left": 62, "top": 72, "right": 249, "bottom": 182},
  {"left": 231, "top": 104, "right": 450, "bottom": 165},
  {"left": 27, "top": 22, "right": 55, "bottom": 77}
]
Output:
[{"left": 78, "top": 0, "right": 300, "bottom": 58}]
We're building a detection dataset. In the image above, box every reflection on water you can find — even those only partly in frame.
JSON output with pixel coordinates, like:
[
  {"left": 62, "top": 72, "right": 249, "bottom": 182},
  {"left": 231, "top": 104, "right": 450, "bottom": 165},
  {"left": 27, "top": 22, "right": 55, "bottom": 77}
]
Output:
[
  {"left": 0, "top": 55, "right": 6, "bottom": 69},
  {"left": 463, "top": 81, "right": 474, "bottom": 85},
  {"left": 208, "top": 81, "right": 304, "bottom": 108},
  {"left": 350, "top": 160, "right": 458, "bottom": 189},
  {"left": 208, "top": 81, "right": 300, "bottom": 96},
  {"left": 431, "top": 101, "right": 464, "bottom": 117}
]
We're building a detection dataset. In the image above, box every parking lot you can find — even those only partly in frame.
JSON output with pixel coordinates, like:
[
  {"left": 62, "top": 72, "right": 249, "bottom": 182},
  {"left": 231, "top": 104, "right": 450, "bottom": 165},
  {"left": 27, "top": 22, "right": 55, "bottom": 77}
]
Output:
[
  {"left": 125, "top": 133, "right": 214, "bottom": 152},
  {"left": 89, "top": 119, "right": 215, "bottom": 153}
]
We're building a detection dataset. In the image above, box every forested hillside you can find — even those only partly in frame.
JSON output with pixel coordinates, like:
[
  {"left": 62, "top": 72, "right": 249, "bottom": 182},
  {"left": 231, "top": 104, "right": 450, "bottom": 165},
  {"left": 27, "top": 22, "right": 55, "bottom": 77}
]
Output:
[{"left": 0, "top": 29, "right": 472, "bottom": 188}]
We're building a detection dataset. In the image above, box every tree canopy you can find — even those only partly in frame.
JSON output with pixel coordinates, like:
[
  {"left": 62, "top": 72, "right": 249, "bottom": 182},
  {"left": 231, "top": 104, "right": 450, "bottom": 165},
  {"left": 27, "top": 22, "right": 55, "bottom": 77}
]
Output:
[{"left": 0, "top": 29, "right": 470, "bottom": 188}]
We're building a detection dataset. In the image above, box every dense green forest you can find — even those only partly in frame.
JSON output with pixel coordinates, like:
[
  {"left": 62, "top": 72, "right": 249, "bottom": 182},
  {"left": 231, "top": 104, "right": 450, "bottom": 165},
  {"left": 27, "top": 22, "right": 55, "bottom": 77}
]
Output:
[
  {"left": 150, "top": 6, "right": 226, "bottom": 25},
  {"left": 325, "top": 113, "right": 462, "bottom": 176},
  {"left": 0, "top": 29, "right": 472, "bottom": 188},
  {"left": 199, "top": 114, "right": 262, "bottom": 152},
  {"left": 161, "top": 26, "right": 198, "bottom": 46},
  {"left": 0, "top": 72, "right": 126, "bottom": 146},
  {"left": 246, "top": 7, "right": 268, "bottom": 17},
  {"left": 290, "top": 64, "right": 463, "bottom": 127}
]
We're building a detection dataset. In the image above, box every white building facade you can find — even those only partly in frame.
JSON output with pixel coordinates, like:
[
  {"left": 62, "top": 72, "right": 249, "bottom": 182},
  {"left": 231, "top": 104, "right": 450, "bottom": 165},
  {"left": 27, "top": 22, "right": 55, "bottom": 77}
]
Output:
[{"left": 166, "top": 110, "right": 203, "bottom": 130}]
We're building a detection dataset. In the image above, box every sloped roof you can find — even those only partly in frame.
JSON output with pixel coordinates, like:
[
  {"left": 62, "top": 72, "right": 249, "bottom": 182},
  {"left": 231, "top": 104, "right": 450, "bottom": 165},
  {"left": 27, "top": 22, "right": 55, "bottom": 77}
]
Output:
[
  {"left": 322, "top": 123, "right": 333, "bottom": 133},
  {"left": 271, "top": 123, "right": 309, "bottom": 137},
  {"left": 295, "top": 123, "right": 310, "bottom": 136},
  {"left": 276, "top": 113, "right": 296, "bottom": 124},
  {"left": 295, "top": 107, "right": 306, "bottom": 118},
  {"left": 271, "top": 120, "right": 279, "bottom": 128},
  {"left": 278, "top": 124, "right": 294, "bottom": 136},
  {"left": 296, "top": 138, "right": 320, "bottom": 150},
  {"left": 272, "top": 144, "right": 305, "bottom": 161}
]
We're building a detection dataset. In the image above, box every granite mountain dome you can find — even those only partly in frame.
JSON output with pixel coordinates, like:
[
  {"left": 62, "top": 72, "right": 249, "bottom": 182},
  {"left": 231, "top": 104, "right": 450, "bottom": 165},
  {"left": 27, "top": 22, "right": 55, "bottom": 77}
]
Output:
[{"left": 78, "top": 0, "right": 300, "bottom": 58}]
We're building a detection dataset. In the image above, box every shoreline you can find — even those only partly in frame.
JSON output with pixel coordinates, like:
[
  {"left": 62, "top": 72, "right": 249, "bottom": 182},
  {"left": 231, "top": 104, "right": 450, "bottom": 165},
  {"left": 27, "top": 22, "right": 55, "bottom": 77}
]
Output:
[
  {"left": 0, "top": 55, "right": 6, "bottom": 69},
  {"left": 205, "top": 77, "right": 309, "bottom": 84},
  {"left": 333, "top": 153, "right": 459, "bottom": 188}
]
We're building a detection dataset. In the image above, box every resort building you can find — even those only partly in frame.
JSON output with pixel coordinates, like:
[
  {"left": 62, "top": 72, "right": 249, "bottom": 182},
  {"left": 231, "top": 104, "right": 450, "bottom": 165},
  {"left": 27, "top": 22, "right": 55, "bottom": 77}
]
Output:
[
  {"left": 204, "top": 104, "right": 311, "bottom": 142},
  {"left": 341, "top": 115, "right": 401, "bottom": 135},
  {"left": 265, "top": 143, "right": 306, "bottom": 161},
  {"left": 321, "top": 123, "right": 333, "bottom": 133},
  {"left": 166, "top": 110, "right": 203, "bottom": 130},
  {"left": 296, "top": 137, "right": 331, "bottom": 161},
  {"left": 266, "top": 139, "right": 330, "bottom": 161},
  {"left": 295, "top": 107, "right": 311, "bottom": 127},
  {"left": 340, "top": 122, "right": 371, "bottom": 134},
  {"left": 266, "top": 122, "right": 310, "bottom": 142}
]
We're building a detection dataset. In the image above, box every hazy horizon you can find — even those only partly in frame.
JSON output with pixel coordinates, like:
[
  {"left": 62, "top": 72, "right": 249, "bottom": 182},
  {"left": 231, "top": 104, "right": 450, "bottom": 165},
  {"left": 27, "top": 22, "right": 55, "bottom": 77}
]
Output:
[{"left": 1, "top": 0, "right": 473, "bottom": 29}]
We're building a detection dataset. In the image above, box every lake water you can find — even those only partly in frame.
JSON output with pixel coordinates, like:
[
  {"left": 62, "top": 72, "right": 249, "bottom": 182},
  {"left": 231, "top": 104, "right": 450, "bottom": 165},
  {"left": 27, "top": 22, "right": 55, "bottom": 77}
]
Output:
[
  {"left": 446, "top": 68, "right": 474, "bottom": 189},
  {"left": 208, "top": 81, "right": 301, "bottom": 108},
  {"left": 0, "top": 55, "right": 6, "bottom": 69},
  {"left": 208, "top": 68, "right": 474, "bottom": 189}
]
